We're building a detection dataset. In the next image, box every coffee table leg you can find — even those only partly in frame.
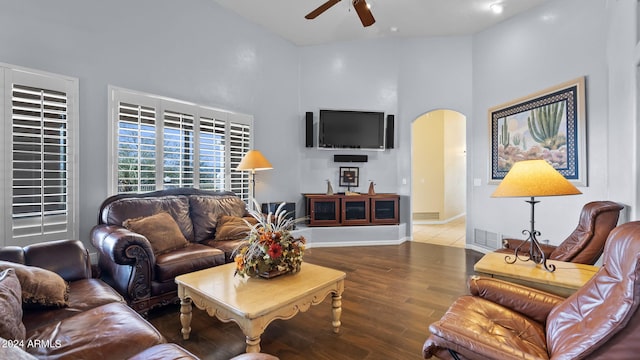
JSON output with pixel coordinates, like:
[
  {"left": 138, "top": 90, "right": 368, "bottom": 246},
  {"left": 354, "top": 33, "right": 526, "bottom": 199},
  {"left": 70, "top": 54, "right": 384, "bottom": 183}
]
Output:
[
  {"left": 245, "top": 334, "right": 261, "bottom": 353},
  {"left": 180, "top": 297, "right": 192, "bottom": 340},
  {"left": 332, "top": 293, "right": 342, "bottom": 333}
]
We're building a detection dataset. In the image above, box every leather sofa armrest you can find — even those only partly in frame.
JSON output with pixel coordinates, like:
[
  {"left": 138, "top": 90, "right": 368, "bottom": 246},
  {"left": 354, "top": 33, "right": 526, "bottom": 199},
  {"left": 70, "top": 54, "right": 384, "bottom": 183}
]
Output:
[
  {"left": 23, "top": 239, "right": 92, "bottom": 281},
  {"left": 0, "top": 245, "right": 25, "bottom": 264},
  {"left": 91, "top": 224, "right": 156, "bottom": 304},
  {"left": 468, "top": 276, "right": 565, "bottom": 323},
  {"left": 91, "top": 224, "right": 156, "bottom": 266}
]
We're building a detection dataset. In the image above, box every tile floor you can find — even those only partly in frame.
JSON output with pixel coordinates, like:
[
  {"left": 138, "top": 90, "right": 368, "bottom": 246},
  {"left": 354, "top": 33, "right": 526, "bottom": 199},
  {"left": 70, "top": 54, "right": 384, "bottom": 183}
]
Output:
[{"left": 412, "top": 216, "right": 466, "bottom": 248}]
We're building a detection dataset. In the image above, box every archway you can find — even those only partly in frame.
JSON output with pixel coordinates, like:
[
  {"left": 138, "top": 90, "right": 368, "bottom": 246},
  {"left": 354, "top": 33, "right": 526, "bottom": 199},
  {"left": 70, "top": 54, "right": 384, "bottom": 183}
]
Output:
[{"left": 411, "top": 109, "right": 467, "bottom": 247}]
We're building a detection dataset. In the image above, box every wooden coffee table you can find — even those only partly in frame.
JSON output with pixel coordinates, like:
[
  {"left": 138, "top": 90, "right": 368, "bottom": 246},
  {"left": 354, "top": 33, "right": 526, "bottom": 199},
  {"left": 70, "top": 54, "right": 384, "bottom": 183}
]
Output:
[{"left": 175, "top": 262, "right": 346, "bottom": 353}]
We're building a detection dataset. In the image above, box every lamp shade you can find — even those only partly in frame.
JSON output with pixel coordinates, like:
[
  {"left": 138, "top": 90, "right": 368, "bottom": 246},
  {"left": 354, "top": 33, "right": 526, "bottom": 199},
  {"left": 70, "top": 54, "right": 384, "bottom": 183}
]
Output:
[
  {"left": 492, "top": 159, "right": 581, "bottom": 198},
  {"left": 236, "top": 150, "right": 273, "bottom": 172}
]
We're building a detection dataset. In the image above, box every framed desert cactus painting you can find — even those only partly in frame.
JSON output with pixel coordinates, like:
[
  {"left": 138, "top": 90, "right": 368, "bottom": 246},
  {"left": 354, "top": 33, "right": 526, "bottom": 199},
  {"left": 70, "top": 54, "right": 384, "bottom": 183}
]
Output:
[{"left": 489, "top": 77, "right": 586, "bottom": 185}]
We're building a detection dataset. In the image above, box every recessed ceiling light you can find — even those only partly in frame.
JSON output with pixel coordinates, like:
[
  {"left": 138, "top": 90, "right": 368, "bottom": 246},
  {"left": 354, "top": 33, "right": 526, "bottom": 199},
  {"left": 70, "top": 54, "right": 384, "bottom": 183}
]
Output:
[
  {"left": 390, "top": 26, "right": 399, "bottom": 32},
  {"left": 490, "top": 3, "right": 504, "bottom": 14}
]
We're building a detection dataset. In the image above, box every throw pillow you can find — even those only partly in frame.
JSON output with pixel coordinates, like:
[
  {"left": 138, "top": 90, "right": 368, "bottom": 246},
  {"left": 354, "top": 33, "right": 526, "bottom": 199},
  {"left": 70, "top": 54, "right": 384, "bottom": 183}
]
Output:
[
  {"left": 214, "top": 215, "right": 259, "bottom": 241},
  {"left": 123, "top": 211, "right": 189, "bottom": 255},
  {"left": 0, "top": 261, "right": 69, "bottom": 308},
  {"left": 0, "top": 268, "right": 26, "bottom": 342}
]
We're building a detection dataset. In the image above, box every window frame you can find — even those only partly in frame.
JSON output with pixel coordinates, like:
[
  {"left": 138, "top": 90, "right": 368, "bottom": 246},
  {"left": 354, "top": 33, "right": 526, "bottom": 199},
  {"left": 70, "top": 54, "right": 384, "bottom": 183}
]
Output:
[
  {"left": 107, "top": 86, "right": 253, "bottom": 198},
  {"left": 0, "top": 63, "right": 79, "bottom": 246}
]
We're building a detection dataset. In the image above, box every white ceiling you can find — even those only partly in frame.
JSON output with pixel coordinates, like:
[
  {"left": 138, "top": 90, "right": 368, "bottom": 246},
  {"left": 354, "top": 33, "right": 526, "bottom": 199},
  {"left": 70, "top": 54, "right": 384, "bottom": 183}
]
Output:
[{"left": 213, "top": 0, "right": 554, "bottom": 46}]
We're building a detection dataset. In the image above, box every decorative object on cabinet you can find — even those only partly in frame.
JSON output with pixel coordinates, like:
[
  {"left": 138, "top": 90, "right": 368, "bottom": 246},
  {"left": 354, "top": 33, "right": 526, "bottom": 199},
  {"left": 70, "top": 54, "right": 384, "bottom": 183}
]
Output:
[
  {"left": 368, "top": 180, "right": 376, "bottom": 195},
  {"left": 492, "top": 159, "right": 582, "bottom": 272},
  {"left": 304, "top": 193, "right": 399, "bottom": 226},
  {"left": 236, "top": 150, "right": 273, "bottom": 205},
  {"left": 489, "top": 77, "right": 586, "bottom": 185},
  {"left": 339, "top": 167, "right": 359, "bottom": 190},
  {"left": 326, "top": 179, "right": 334, "bottom": 195}
]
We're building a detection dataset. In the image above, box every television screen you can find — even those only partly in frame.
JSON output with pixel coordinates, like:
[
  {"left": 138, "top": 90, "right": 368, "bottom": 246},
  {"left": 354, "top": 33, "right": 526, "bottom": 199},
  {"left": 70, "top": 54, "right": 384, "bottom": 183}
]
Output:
[{"left": 318, "top": 110, "right": 385, "bottom": 150}]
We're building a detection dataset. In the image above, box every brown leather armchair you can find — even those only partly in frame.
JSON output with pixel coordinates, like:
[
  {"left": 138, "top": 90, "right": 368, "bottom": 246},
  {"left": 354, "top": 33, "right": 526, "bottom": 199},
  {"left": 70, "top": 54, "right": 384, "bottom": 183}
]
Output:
[
  {"left": 499, "top": 201, "right": 623, "bottom": 265},
  {"left": 423, "top": 220, "right": 640, "bottom": 360}
]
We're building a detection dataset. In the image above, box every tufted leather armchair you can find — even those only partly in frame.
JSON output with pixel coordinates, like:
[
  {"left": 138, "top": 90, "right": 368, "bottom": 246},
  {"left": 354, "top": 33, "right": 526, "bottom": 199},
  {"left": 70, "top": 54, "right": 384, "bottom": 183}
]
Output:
[
  {"left": 498, "top": 201, "right": 624, "bottom": 265},
  {"left": 423, "top": 220, "right": 640, "bottom": 360}
]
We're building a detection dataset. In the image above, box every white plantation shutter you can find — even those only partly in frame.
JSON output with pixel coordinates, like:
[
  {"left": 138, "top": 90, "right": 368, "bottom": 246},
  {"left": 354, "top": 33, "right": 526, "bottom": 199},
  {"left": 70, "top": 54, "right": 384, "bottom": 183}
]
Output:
[
  {"left": 163, "top": 110, "right": 195, "bottom": 189},
  {"left": 1, "top": 65, "right": 79, "bottom": 245},
  {"left": 117, "top": 102, "right": 157, "bottom": 193},
  {"left": 198, "top": 115, "right": 226, "bottom": 190},
  {"left": 109, "top": 87, "right": 253, "bottom": 200},
  {"left": 229, "top": 120, "right": 251, "bottom": 202}
]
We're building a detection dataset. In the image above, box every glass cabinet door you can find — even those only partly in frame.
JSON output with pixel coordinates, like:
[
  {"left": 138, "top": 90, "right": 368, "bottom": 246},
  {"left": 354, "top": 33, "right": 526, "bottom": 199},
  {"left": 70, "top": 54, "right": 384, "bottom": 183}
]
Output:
[
  {"left": 371, "top": 196, "right": 399, "bottom": 224},
  {"left": 341, "top": 197, "right": 370, "bottom": 225},
  {"left": 308, "top": 197, "right": 340, "bottom": 226}
]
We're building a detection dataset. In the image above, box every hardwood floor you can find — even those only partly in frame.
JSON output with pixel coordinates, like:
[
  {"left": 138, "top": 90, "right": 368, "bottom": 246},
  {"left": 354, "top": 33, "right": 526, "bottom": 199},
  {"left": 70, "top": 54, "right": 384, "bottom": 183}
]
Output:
[{"left": 148, "top": 242, "right": 483, "bottom": 360}]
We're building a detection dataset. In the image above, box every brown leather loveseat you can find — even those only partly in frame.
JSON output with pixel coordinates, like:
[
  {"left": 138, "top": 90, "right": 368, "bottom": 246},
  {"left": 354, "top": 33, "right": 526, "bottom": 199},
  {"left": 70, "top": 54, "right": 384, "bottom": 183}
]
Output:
[
  {"left": 91, "top": 188, "right": 252, "bottom": 314},
  {"left": 0, "top": 239, "right": 198, "bottom": 359}
]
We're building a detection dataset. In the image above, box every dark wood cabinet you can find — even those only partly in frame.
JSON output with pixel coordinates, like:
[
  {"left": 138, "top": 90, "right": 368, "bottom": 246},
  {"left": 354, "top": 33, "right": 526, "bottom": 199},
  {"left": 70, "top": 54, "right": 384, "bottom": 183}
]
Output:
[
  {"left": 341, "top": 196, "right": 370, "bottom": 225},
  {"left": 306, "top": 195, "right": 341, "bottom": 226},
  {"left": 370, "top": 195, "right": 399, "bottom": 224},
  {"left": 304, "top": 193, "right": 399, "bottom": 226}
]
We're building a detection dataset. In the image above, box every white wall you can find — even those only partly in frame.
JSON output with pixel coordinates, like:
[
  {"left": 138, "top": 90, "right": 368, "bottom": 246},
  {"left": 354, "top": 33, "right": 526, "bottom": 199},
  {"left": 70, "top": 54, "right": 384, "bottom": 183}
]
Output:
[
  {"left": 0, "top": 0, "right": 300, "bottom": 245},
  {"left": 443, "top": 111, "right": 466, "bottom": 220},
  {"left": 299, "top": 36, "right": 473, "bottom": 233},
  {"left": 469, "top": 0, "right": 612, "bottom": 246},
  {"left": 606, "top": 0, "right": 637, "bottom": 222},
  {"left": 0, "top": 0, "right": 633, "bottom": 249},
  {"left": 298, "top": 39, "right": 400, "bottom": 197}
]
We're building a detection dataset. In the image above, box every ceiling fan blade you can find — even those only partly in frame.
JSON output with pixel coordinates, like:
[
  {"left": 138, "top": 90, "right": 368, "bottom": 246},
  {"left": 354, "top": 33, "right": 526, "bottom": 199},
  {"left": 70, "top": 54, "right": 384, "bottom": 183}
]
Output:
[
  {"left": 305, "top": 0, "right": 342, "bottom": 19},
  {"left": 352, "top": 0, "right": 375, "bottom": 27}
]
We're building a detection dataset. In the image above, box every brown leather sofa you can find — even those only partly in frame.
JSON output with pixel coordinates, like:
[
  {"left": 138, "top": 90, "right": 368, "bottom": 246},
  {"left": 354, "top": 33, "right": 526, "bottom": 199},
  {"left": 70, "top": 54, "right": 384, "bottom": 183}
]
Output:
[
  {"left": 423, "top": 220, "right": 640, "bottom": 360},
  {"left": 0, "top": 239, "right": 198, "bottom": 360},
  {"left": 91, "top": 188, "right": 251, "bottom": 314},
  {"left": 498, "top": 200, "right": 623, "bottom": 265}
]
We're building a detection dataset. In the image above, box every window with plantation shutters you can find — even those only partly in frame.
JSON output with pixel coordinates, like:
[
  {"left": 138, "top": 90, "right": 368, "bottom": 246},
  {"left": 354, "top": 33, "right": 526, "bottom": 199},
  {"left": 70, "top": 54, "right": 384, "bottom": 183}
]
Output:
[
  {"left": 117, "top": 102, "right": 157, "bottom": 193},
  {"left": 163, "top": 110, "right": 195, "bottom": 189},
  {"left": 0, "top": 65, "right": 79, "bottom": 245},
  {"left": 229, "top": 120, "right": 251, "bottom": 203},
  {"left": 198, "top": 116, "right": 226, "bottom": 191},
  {"left": 109, "top": 87, "right": 253, "bottom": 200}
]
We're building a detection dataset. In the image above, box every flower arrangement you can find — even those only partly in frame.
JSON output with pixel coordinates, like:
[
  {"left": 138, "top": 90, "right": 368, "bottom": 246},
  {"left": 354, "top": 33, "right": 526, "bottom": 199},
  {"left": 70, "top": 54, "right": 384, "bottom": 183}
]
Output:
[{"left": 234, "top": 201, "right": 306, "bottom": 278}]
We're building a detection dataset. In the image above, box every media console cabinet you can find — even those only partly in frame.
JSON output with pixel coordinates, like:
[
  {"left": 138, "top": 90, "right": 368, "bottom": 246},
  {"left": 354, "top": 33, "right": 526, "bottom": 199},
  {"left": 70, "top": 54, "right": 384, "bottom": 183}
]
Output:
[{"left": 303, "top": 193, "right": 399, "bottom": 226}]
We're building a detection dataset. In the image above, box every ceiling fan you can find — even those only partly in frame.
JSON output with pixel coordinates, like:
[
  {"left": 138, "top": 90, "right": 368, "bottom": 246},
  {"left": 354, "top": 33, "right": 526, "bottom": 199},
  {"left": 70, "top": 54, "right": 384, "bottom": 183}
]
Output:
[{"left": 305, "top": 0, "right": 376, "bottom": 27}]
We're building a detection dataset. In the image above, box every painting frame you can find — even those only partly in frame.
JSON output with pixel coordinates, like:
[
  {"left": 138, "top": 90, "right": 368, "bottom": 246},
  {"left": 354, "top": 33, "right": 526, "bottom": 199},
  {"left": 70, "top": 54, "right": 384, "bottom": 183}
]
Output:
[
  {"left": 489, "top": 77, "right": 587, "bottom": 185},
  {"left": 339, "top": 167, "right": 359, "bottom": 188}
]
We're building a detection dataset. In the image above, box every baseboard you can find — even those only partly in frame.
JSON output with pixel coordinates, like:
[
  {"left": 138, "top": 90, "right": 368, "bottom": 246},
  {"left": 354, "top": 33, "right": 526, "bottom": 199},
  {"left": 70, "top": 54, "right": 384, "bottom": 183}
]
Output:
[
  {"left": 466, "top": 244, "right": 491, "bottom": 254},
  {"left": 413, "top": 212, "right": 465, "bottom": 225}
]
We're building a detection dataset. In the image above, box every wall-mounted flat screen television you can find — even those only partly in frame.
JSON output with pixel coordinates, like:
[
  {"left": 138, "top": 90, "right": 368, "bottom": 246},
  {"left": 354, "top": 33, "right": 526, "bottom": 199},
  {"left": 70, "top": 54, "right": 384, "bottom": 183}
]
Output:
[{"left": 318, "top": 109, "right": 385, "bottom": 150}]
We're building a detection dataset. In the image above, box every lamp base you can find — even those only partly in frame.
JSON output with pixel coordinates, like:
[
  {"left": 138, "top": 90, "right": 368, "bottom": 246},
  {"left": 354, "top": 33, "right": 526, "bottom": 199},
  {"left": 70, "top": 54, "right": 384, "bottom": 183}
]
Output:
[
  {"left": 504, "top": 196, "right": 556, "bottom": 272},
  {"left": 504, "top": 229, "right": 556, "bottom": 272}
]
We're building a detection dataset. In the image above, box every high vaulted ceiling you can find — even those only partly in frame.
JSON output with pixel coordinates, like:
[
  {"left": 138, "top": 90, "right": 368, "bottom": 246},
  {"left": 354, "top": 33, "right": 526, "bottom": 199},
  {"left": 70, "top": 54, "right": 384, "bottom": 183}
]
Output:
[{"left": 213, "top": 0, "right": 554, "bottom": 46}]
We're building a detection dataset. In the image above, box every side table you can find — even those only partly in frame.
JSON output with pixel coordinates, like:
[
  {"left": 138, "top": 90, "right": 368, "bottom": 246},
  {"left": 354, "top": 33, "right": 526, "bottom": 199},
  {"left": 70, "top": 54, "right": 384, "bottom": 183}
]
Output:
[{"left": 473, "top": 252, "right": 599, "bottom": 297}]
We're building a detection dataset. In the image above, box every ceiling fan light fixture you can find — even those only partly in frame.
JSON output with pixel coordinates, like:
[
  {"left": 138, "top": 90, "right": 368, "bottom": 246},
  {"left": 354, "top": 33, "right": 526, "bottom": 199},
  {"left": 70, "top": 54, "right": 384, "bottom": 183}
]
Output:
[{"left": 490, "top": 3, "right": 504, "bottom": 14}]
